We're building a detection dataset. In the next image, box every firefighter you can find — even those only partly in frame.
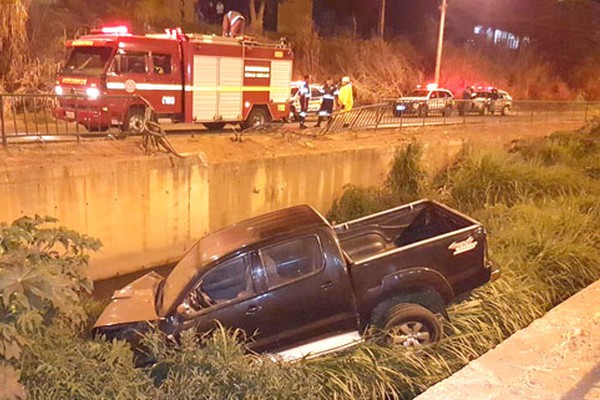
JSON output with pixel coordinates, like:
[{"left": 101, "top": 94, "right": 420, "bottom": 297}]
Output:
[
  {"left": 315, "top": 77, "right": 337, "bottom": 128},
  {"left": 296, "top": 75, "right": 311, "bottom": 129},
  {"left": 222, "top": 10, "right": 246, "bottom": 37},
  {"left": 338, "top": 76, "right": 354, "bottom": 112}
]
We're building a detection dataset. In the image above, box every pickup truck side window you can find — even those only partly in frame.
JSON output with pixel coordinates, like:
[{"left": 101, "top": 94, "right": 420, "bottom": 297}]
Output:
[
  {"left": 199, "top": 255, "right": 252, "bottom": 304},
  {"left": 259, "top": 236, "right": 323, "bottom": 289}
]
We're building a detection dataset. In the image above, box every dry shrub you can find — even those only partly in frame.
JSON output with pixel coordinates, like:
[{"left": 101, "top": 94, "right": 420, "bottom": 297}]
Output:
[
  {"left": 292, "top": 17, "right": 321, "bottom": 79},
  {"left": 0, "top": 0, "right": 31, "bottom": 90},
  {"left": 442, "top": 44, "right": 573, "bottom": 100},
  {"left": 440, "top": 45, "right": 509, "bottom": 96},
  {"left": 318, "top": 36, "right": 423, "bottom": 103},
  {"left": 571, "top": 55, "right": 600, "bottom": 100}
]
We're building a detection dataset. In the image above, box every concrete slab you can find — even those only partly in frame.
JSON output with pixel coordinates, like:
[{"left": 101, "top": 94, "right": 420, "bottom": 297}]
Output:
[{"left": 415, "top": 280, "right": 600, "bottom": 400}]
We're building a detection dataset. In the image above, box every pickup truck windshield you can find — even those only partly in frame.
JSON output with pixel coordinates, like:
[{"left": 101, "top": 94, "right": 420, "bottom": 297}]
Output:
[
  {"left": 157, "top": 241, "right": 206, "bottom": 316},
  {"left": 63, "top": 47, "right": 113, "bottom": 76}
]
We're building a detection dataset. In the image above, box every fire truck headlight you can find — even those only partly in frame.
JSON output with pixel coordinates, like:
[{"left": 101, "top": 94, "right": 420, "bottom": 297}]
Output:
[
  {"left": 54, "top": 85, "right": 64, "bottom": 96},
  {"left": 86, "top": 87, "right": 101, "bottom": 100}
]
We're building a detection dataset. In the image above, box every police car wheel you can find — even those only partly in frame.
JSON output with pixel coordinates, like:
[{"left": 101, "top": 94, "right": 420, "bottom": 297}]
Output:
[{"left": 501, "top": 106, "right": 510, "bottom": 116}]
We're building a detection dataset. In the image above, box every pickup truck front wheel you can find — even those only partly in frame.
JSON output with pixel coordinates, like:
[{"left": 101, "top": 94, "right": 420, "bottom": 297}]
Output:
[{"left": 378, "top": 303, "right": 442, "bottom": 347}]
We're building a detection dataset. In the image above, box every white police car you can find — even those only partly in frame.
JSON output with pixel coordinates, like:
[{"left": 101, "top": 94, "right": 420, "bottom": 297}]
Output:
[{"left": 394, "top": 84, "right": 455, "bottom": 117}]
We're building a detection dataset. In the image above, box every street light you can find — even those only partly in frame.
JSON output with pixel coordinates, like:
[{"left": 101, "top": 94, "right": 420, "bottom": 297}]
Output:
[
  {"left": 379, "top": 0, "right": 386, "bottom": 37},
  {"left": 434, "top": 0, "right": 448, "bottom": 85}
]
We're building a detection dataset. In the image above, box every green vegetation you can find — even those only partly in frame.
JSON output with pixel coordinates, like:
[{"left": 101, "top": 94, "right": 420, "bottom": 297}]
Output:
[
  {"left": 328, "top": 142, "right": 426, "bottom": 222},
  {"left": 4, "top": 120, "right": 600, "bottom": 399},
  {"left": 0, "top": 215, "right": 101, "bottom": 399}
]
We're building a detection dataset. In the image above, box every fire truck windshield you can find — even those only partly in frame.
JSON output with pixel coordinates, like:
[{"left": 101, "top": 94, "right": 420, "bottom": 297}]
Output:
[{"left": 63, "top": 47, "right": 113, "bottom": 76}]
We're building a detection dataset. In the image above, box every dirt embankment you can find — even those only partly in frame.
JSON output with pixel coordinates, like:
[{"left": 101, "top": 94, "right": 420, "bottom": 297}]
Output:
[{"left": 0, "top": 121, "right": 582, "bottom": 172}]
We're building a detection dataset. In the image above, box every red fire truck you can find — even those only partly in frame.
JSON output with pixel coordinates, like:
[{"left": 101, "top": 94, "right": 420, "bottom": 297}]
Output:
[{"left": 54, "top": 26, "right": 293, "bottom": 132}]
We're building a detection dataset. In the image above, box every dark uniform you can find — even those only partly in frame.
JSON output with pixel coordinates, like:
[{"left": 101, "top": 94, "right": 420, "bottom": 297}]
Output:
[
  {"left": 489, "top": 88, "right": 499, "bottom": 115},
  {"left": 459, "top": 86, "right": 473, "bottom": 116},
  {"left": 315, "top": 80, "right": 337, "bottom": 127},
  {"left": 297, "top": 77, "right": 310, "bottom": 129}
]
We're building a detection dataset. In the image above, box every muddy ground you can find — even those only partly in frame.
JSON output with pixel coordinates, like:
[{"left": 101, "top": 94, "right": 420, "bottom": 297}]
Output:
[{"left": 0, "top": 120, "right": 584, "bottom": 170}]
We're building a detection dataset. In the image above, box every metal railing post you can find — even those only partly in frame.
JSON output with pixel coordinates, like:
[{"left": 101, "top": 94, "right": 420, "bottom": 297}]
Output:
[
  {"left": 75, "top": 96, "right": 80, "bottom": 141},
  {"left": 584, "top": 102, "right": 589, "bottom": 122},
  {"left": 0, "top": 96, "right": 6, "bottom": 147}
]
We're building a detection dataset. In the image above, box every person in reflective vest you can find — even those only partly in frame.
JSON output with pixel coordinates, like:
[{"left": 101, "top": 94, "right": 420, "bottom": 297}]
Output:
[
  {"left": 315, "top": 77, "right": 337, "bottom": 128},
  {"left": 297, "top": 75, "right": 310, "bottom": 129},
  {"left": 222, "top": 10, "right": 245, "bottom": 37},
  {"left": 338, "top": 76, "right": 353, "bottom": 112}
]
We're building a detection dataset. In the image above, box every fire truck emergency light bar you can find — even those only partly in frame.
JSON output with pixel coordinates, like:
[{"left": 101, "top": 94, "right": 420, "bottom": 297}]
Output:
[{"left": 99, "top": 26, "right": 130, "bottom": 35}]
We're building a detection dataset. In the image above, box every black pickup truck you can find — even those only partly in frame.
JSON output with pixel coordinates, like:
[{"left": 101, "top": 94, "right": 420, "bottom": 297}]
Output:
[{"left": 94, "top": 199, "right": 499, "bottom": 359}]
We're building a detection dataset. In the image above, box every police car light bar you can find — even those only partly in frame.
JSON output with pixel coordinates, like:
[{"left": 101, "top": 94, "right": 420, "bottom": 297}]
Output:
[
  {"left": 101, "top": 26, "right": 129, "bottom": 35},
  {"left": 426, "top": 83, "right": 438, "bottom": 91}
]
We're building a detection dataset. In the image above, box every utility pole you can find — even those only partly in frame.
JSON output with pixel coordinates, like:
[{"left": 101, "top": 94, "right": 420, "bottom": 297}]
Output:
[
  {"left": 434, "top": 0, "right": 448, "bottom": 85},
  {"left": 379, "top": 0, "right": 386, "bottom": 37}
]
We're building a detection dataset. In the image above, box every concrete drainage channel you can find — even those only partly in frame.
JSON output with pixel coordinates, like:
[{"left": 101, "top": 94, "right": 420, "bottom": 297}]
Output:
[{"left": 2, "top": 117, "right": 598, "bottom": 398}]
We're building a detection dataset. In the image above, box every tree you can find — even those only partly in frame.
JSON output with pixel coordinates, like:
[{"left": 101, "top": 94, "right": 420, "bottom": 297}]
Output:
[
  {"left": 0, "top": 0, "right": 31, "bottom": 89},
  {"left": 249, "top": 0, "right": 293, "bottom": 34}
]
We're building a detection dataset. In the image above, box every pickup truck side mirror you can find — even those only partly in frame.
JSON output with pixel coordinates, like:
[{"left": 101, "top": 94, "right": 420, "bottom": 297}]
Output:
[{"left": 176, "top": 301, "right": 191, "bottom": 316}]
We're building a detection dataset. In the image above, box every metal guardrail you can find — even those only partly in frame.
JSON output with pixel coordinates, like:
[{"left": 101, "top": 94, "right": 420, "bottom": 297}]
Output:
[
  {"left": 1, "top": 93, "right": 599, "bottom": 146},
  {"left": 0, "top": 93, "right": 152, "bottom": 146},
  {"left": 321, "top": 100, "right": 600, "bottom": 135}
]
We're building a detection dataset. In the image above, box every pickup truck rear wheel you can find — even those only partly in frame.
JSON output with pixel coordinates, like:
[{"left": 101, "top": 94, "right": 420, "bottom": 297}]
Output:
[{"left": 378, "top": 303, "right": 442, "bottom": 347}]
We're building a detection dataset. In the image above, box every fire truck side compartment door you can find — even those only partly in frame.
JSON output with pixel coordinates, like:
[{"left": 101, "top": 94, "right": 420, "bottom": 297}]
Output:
[
  {"left": 270, "top": 60, "right": 293, "bottom": 103},
  {"left": 218, "top": 57, "right": 243, "bottom": 121},
  {"left": 193, "top": 55, "right": 218, "bottom": 121}
]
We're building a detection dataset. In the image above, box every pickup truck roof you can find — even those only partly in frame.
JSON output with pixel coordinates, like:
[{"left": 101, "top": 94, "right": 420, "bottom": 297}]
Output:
[{"left": 206, "top": 205, "right": 330, "bottom": 260}]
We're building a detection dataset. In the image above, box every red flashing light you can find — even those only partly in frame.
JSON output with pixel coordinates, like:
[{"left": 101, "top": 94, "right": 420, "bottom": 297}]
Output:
[{"left": 101, "top": 26, "right": 129, "bottom": 35}]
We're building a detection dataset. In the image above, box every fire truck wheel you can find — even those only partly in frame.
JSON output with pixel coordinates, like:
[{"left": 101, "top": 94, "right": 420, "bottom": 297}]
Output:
[
  {"left": 123, "top": 107, "right": 146, "bottom": 135},
  {"left": 204, "top": 122, "right": 226, "bottom": 131},
  {"left": 242, "top": 107, "right": 272, "bottom": 130}
]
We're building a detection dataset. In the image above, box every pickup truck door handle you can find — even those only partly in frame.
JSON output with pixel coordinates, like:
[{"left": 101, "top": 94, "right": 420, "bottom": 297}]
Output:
[
  {"left": 245, "top": 305, "right": 262, "bottom": 315},
  {"left": 320, "top": 281, "right": 334, "bottom": 291}
]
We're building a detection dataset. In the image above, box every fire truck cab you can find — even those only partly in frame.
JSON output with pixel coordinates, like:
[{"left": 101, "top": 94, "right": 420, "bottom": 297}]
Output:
[{"left": 54, "top": 26, "right": 293, "bottom": 132}]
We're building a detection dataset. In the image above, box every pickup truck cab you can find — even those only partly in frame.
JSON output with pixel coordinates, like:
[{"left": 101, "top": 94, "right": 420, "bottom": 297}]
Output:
[{"left": 94, "top": 200, "right": 498, "bottom": 360}]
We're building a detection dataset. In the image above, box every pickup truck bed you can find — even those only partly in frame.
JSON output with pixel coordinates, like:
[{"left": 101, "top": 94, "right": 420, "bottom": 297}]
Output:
[{"left": 335, "top": 200, "right": 475, "bottom": 262}]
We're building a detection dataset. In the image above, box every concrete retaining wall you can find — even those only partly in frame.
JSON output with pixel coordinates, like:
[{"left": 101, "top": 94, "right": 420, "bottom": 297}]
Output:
[{"left": 4, "top": 143, "right": 451, "bottom": 280}]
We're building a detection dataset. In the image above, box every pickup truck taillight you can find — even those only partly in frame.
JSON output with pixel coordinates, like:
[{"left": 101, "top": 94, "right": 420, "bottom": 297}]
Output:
[{"left": 483, "top": 239, "right": 501, "bottom": 281}]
